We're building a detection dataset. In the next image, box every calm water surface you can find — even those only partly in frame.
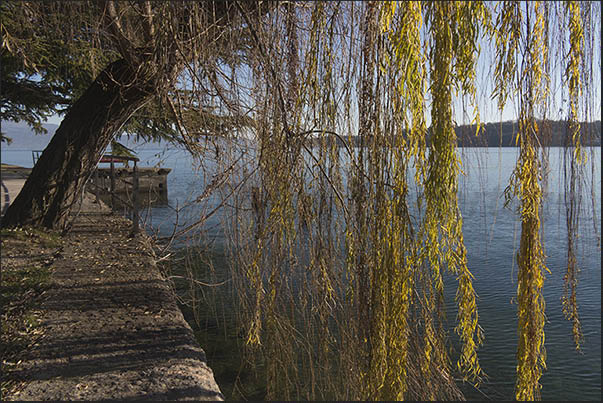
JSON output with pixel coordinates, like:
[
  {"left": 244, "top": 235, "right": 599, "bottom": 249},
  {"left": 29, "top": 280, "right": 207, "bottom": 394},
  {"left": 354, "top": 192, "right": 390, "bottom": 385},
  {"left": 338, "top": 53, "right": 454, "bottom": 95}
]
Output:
[{"left": 2, "top": 145, "right": 600, "bottom": 401}]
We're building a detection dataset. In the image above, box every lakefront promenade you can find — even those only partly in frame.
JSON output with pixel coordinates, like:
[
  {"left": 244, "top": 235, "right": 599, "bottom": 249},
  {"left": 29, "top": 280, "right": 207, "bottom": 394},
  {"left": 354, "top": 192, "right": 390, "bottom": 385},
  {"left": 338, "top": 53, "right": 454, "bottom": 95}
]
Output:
[{"left": 1, "top": 189, "right": 223, "bottom": 400}]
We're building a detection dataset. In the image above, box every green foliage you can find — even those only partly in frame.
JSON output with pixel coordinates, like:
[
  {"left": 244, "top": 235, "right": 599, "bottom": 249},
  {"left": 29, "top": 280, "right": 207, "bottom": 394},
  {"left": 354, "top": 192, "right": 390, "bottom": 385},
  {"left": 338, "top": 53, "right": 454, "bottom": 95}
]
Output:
[
  {"left": 0, "top": 1, "right": 253, "bottom": 146},
  {"left": 0, "top": 1, "right": 118, "bottom": 137}
]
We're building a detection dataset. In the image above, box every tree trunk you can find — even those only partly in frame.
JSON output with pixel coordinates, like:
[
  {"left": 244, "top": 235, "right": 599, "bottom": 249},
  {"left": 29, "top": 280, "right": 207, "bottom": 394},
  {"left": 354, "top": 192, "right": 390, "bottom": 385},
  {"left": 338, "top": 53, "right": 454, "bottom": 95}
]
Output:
[{"left": 1, "top": 58, "right": 161, "bottom": 229}]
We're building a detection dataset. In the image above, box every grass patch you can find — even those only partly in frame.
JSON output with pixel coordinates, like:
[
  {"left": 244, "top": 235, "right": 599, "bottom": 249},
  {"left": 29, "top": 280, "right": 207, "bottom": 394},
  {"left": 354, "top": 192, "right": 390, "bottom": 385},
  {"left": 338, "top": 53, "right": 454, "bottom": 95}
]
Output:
[
  {"left": 1, "top": 226, "right": 61, "bottom": 397},
  {"left": 0, "top": 227, "right": 62, "bottom": 249},
  {"left": 0, "top": 265, "right": 51, "bottom": 308}
]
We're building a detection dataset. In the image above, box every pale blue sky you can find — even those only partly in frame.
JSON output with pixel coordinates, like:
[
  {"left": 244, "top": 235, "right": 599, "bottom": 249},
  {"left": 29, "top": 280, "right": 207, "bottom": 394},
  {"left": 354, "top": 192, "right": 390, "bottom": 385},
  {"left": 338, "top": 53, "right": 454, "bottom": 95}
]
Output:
[{"left": 43, "top": 2, "right": 601, "bottom": 129}]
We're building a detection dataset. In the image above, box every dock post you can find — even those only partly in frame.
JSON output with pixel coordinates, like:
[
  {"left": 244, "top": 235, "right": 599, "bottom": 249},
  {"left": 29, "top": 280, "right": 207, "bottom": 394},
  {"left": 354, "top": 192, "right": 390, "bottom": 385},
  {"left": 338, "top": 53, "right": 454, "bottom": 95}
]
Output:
[
  {"left": 132, "top": 160, "right": 139, "bottom": 234},
  {"left": 94, "top": 166, "right": 100, "bottom": 207},
  {"left": 110, "top": 159, "right": 115, "bottom": 211}
]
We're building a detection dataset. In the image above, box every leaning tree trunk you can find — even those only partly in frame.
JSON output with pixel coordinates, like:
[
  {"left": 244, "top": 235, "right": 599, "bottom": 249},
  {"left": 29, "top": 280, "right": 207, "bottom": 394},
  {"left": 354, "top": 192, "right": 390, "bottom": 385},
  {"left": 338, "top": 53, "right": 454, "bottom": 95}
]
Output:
[{"left": 1, "top": 58, "right": 165, "bottom": 230}]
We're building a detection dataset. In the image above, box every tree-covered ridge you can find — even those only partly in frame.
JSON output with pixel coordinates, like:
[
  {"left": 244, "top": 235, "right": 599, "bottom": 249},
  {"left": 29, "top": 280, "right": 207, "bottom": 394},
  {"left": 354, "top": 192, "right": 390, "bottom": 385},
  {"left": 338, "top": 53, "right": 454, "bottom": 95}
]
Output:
[
  {"left": 309, "top": 120, "right": 602, "bottom": 147},
  {"left": 455, "top": 119, "right": 602, "bottom": 147}
]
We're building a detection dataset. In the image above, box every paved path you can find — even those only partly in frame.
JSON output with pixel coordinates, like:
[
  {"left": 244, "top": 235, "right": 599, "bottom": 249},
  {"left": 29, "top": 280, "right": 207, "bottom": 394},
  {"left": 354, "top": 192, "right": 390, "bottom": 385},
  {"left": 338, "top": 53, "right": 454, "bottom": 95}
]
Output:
[
  {"left": 2, "top": 195, "right": 223, "bottom": 400},
  {"left": 0, "top": 165, "right": 30, "bottom": 215},
  {"left": 0, "top": 165, "right": 106, "bottom": 217}
]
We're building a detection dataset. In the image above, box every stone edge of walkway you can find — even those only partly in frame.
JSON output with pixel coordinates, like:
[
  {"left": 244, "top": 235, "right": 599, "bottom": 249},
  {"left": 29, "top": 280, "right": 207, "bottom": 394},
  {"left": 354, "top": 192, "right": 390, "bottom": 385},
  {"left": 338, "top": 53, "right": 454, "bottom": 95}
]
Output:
[{"left": 2, "top": 202, "right": 225, "bottom": 401}]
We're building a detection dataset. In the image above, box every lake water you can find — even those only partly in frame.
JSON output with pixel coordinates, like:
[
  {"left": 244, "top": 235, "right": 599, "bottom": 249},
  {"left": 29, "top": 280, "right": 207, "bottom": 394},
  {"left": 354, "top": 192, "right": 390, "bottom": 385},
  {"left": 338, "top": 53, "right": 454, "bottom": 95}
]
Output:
[{"left": 2, "top": 143, "right": 600, "bottom": 401}]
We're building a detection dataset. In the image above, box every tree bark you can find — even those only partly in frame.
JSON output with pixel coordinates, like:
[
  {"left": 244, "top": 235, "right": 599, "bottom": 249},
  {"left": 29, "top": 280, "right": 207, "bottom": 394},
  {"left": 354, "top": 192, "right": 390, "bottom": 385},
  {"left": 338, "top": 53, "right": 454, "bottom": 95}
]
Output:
[
  {"left": 1, "top": 1, "right": 268, "bottom": 230},
  {"left": 1, "top": 58, "right": 163, "bottom": 229}
]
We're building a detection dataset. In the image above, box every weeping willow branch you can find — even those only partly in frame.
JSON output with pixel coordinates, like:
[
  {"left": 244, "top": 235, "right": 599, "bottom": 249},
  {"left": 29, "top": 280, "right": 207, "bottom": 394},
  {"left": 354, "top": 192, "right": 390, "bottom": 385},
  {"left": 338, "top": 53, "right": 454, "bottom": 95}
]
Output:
[
  {"left": 503, "top": 2, "right": 550, "bottom": 400},
  {"left": 562, "top": 0, "right": 586, "bottom": 351}
]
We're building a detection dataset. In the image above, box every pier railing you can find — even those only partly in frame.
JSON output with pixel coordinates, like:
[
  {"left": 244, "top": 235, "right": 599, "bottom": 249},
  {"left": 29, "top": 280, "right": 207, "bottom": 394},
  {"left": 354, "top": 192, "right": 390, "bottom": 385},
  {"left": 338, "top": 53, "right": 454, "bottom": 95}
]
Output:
[{"left": 85, "top": 155, "right": 141, "bottom": 234}]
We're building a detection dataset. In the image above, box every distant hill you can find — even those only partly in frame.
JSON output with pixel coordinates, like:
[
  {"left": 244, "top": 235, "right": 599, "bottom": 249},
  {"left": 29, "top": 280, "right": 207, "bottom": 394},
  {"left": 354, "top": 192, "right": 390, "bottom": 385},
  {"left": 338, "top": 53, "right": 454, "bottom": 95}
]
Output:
[
  {"left": 308, "top": 119, "right": 601, "bottom": 148},
  {"left": 1, "top": 121, "right": 58, "bottom": 150},
  {"left": 3, "top": 119, "right": 600, "bottom": 152},
  {"left": 455, "top": 120, "right": 601, "bottom": 147}
]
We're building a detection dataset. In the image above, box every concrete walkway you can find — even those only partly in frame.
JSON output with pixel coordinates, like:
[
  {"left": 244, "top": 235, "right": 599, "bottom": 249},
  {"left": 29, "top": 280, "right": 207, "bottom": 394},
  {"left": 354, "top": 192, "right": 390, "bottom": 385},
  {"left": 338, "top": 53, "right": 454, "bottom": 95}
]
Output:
[
  {"left": 2, "top": 190, "right": 223, "bottom": 400},
  {"left": 0, "top": 165, "right": 30, "bottom": 215}
]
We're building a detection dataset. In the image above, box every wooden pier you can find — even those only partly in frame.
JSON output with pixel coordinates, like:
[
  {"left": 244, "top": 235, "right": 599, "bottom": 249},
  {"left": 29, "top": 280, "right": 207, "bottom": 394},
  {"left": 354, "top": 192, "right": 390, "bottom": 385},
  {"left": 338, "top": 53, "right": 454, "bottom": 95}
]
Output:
[{"left": 90, "top": 166, "right": 171, "bottom": 207}]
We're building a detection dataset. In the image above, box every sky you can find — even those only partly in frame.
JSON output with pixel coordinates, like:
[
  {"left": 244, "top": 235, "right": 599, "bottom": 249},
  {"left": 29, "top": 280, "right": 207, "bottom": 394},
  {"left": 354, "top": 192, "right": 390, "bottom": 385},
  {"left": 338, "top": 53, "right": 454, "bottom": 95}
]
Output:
[
  {"left": 43, "top": 57, "right": 601, "bottom": 131},
  {"left": 42, "top": 2, "right": 602, "bottom": 129}
]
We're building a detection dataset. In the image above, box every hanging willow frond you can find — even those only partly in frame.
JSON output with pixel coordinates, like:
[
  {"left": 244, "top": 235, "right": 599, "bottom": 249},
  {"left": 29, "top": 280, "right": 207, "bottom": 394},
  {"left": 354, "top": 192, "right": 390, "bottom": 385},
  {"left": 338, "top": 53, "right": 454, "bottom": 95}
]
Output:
[
  {"left": 503, "top": 2, "right": 550, "bottom": 400},
  {"left": 562, "top": 0, "right": 586, "bottom": 352}
]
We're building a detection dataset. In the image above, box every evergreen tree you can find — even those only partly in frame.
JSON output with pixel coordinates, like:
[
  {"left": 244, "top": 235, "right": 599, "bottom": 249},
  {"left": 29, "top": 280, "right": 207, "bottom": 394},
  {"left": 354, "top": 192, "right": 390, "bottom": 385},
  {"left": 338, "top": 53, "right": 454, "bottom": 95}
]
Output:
[{"left": 1, "top": 1, "right": 260, "bottom": 228}]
